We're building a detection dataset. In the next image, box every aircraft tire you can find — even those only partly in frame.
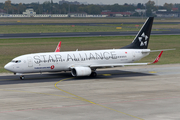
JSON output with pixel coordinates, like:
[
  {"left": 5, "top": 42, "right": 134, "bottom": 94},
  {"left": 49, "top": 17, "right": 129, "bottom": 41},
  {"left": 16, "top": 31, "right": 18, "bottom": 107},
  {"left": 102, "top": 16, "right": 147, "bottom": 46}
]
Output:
[
  {"left": 20, "top": 76, "right": 25, "bottom": 80},
  {"left": 90, "top": 72, "right": 97, "bottom": 77}
]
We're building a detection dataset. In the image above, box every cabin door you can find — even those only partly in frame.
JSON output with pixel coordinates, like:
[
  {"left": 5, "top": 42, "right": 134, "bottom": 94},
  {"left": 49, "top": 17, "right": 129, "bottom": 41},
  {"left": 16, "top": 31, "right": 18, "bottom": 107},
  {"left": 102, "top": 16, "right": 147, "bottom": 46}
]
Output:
[
  {"left": 132, "top": 51, "right": 136, "bottom": 61},
  {"left": 27, "top": 57, "right": 33, "bottom": 67}
]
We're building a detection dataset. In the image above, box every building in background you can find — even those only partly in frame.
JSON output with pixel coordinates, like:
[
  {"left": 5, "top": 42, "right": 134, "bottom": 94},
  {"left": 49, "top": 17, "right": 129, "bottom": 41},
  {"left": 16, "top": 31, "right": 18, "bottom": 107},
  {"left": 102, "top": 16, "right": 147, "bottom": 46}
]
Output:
[
  {"left": 101, "top": 11, "right": 132, "bottom": 17},
  {"left": 69, "top": 12, "right": 107, "bottom": 17},
  {"left": 172, "top": 8, "right": 178, "bottom": 11},
  {"left": 59, "top": 0, "right": 80, "bottom": 5},
  {"left": 0, "top": 9, "right": 6, "bottom": 14},
  {"left": 156, "top": 11, "right": 180, "bottom": 17},
  {"left": 23, "top": 7, "right": 36, "bottom": 17},
  {"left": 135, "top": 9, "right": 146, "bottom": 15},
  {"left": 0, "top": 7, "right": 107, "bottom": 18},
  {"left": 68, "top": 12, "right": 87, "bottom": 17}
]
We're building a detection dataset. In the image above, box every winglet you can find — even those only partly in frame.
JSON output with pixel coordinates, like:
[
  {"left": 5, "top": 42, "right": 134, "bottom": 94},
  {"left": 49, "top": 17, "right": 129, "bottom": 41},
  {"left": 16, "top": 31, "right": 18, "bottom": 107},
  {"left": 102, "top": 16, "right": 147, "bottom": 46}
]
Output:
[
  {"left": 150, "top": 51, "right": 163, "bottom": 64},
  {"left": 55, "top": 41, "right": 61, "bottom": 52}
]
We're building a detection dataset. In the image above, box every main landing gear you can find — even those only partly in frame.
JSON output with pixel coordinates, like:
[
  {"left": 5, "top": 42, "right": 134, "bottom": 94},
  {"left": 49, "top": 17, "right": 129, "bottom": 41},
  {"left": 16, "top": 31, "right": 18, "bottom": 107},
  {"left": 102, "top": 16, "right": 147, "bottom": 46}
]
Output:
[
  {"left": 90, "top": 71, "right": 97, "bottom": 77},
  {"left": 90, "top": 69, "right": 97, "bottom": 77}
]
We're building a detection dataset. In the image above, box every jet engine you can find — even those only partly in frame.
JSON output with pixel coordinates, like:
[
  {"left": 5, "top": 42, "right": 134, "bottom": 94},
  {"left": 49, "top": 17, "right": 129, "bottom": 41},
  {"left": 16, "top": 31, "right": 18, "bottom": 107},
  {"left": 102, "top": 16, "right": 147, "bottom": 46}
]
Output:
[{"left": 71, "top": 67, "right": 92, "bottom": 76}]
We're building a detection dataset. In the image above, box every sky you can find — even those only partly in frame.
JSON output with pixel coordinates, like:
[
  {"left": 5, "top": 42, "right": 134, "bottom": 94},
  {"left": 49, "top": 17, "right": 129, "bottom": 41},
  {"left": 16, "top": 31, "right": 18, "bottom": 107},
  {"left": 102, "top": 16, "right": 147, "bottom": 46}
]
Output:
[{"left": 1, "top": 0, "right": 180, "bottom": 6}]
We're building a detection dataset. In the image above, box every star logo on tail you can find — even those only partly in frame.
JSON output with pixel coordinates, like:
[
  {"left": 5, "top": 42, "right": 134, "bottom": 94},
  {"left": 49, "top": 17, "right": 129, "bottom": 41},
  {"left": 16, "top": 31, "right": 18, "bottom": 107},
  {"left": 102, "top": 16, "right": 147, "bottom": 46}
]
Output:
[{"left": 138, "top": 32, "right": 148, "bottom": 46}]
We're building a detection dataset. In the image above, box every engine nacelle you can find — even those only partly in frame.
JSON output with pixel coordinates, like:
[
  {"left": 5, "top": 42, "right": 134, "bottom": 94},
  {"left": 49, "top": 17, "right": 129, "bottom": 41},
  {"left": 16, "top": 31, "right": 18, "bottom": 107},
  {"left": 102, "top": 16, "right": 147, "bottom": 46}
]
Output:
[{"left": 71, "top": 67, "right": 92, "bottom": 76}]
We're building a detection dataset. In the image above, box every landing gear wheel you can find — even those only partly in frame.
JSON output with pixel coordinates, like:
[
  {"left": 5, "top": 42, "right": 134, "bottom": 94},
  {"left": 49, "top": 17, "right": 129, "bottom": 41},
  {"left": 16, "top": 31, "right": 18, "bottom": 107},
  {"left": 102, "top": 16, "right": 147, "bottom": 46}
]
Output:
[
  {"left": 20, "top": 76, "right": 25, "bottom": 80},
  {"left": 90, "top": 72, "right": 97, "bottom": 77}
]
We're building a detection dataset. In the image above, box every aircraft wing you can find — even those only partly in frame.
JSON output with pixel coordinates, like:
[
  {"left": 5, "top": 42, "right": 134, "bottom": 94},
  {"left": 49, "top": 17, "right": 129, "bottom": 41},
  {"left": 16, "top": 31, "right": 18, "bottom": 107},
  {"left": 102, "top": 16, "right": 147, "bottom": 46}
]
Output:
[
  {"left": 90, "top": 63, "right": 148, "bottom": 68},
  {"left": 90, "top": 51, "right": 163, "bottom": 68}
]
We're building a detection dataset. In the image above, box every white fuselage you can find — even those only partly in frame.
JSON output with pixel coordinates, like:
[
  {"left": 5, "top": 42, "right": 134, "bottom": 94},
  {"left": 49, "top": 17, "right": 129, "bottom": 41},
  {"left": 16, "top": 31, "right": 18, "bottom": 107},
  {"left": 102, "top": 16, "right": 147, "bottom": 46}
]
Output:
[{"left": 4, "top": 49, "right": 150, "bottom": 74}]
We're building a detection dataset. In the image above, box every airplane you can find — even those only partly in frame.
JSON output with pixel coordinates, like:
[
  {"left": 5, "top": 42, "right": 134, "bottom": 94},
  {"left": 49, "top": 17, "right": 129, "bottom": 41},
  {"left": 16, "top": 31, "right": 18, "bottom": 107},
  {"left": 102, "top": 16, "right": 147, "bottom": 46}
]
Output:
[{"left": 4, "top": 17, "right": 172, "bottom": 80}]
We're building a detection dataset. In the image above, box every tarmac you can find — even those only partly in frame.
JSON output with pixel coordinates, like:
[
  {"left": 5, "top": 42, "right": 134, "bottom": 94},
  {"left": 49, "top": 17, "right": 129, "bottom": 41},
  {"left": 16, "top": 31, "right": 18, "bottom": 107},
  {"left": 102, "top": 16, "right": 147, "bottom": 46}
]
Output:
[
  {"left": 1, "top": 30, "right": 180, "bottom": 39},
  {"left": 1, "top": 64, "right": 180, "bottom": 120}
]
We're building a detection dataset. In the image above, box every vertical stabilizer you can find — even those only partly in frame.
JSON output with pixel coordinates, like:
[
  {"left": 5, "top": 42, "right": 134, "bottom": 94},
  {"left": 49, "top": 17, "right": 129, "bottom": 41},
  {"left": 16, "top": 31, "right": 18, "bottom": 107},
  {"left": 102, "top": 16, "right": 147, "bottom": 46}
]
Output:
[{"left": 121, "top": 17, "right": 154, "bottom": 49}]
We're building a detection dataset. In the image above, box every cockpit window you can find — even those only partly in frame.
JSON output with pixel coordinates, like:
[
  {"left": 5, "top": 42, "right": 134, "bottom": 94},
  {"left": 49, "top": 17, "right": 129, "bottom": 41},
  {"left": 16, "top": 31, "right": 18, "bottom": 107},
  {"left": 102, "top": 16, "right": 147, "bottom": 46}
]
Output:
[{"left": 11, "top": 60, "right": 21, "bottom": 63}]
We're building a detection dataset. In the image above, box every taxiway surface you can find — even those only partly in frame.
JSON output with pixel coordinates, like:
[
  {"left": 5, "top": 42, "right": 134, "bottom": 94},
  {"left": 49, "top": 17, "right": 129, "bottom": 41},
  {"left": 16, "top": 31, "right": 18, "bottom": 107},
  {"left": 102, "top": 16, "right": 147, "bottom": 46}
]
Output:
[
  {"left": 1, "top": 30, "right": 180, "bottom": 39},
  {"left": 1, "top": 21, "right": 180, "bottom": 38},
  {"left": 1, "top": 64, "right": 180, "bottom": 120}
]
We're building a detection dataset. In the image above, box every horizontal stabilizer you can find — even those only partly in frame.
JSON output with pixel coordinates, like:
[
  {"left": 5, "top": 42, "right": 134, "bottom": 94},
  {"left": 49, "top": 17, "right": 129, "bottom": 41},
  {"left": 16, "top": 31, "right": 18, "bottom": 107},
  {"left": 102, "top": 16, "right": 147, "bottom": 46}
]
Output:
[{"left": 142, "top": 48, "right": 175, "bottom": 53}]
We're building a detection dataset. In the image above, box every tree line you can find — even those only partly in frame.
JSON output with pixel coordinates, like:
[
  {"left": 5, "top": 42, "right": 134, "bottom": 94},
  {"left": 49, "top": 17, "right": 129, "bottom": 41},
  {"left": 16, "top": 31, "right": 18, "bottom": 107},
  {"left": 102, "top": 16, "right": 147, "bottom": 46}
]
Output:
[{"left": 0, "top": 0, "right": 180, "bottom": 16}]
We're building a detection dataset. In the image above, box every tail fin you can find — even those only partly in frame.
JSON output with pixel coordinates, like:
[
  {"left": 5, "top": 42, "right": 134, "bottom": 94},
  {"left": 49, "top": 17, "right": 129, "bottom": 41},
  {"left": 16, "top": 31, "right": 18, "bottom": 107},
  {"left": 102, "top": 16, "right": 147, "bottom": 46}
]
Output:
[{"left": 121, "top": 17, "right": 154, "bottom": 49}]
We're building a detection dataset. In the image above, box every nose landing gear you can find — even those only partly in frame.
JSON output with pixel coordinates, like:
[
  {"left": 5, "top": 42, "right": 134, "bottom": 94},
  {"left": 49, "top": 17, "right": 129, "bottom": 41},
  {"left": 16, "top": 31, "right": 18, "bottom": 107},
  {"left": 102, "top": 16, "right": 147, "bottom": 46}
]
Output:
[
  {"left": 15, "top": 73, "right": 24, "bottom": 80},
  {"left": 20, "top": 76, "right": 25, "bottom": 80}
]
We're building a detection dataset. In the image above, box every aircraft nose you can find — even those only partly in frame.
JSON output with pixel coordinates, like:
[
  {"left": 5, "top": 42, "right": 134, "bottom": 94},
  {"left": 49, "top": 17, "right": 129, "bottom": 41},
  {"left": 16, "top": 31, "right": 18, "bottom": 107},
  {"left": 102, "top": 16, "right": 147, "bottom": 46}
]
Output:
[{"left": 4, "top": 63, "right": 13, "bottom": 72}]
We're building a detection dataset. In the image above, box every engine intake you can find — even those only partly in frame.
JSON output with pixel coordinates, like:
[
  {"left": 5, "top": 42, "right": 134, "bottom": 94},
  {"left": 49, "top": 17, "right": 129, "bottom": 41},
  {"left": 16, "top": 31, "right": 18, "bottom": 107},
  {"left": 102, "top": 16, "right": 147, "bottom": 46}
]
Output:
[{"left": 71, "top": 67, "right": 92, "bottom": 76}]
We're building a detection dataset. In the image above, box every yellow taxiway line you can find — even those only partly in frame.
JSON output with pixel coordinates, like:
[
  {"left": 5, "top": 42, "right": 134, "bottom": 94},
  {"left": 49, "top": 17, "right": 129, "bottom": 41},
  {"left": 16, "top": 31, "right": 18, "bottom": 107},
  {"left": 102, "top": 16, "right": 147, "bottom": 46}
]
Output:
[{"left": 54, "top": 77, "right": 144, "bottom": 120}]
